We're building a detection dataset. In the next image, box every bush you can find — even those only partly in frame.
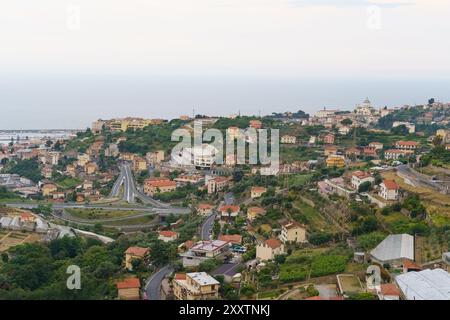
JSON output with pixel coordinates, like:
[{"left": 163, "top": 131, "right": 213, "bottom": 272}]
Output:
[{"left": 310, "top": 255, "right": 347, "bottom": 277}]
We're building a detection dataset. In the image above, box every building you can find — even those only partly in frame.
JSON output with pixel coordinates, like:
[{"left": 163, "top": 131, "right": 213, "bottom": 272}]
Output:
[
  {"left": 91, "top": 120, "right": 106, "bottom": 134},
  {"left": 132, "top": 156, "right": 147, "bottom": 172},
  {"left": 42, "top": 183, "right": 57, "bottom": 197},
  {"left": 395, "top": 141, "right": 419, "bottom": 150},
  {"left": 338, "top": 126, "right": 351, "bottom": 135},
  {"left": 144, "top": 179, "right": 177, "bottom": 196},
  {"left": 384, "top": 149, "right": 414, "bottom": 160},
  {"left": 355, "top": 98, "right": 375, "bottom": 116},
  {"left": 326, "top": 155, "right": 346, "bottom": 168},
  {"left": 249, "top": 120, "right": 262, "bottom": 129},
  {"left": 345, "top": 147, "right": 361, "bottom": 158},
  {"left": 379, "top": 179, "right": 399, "bottom": 201},
  {"left": 107, "top": 117, "right": 163, "bottom": 132},
  {"left": 363, "top": 147, "right": 378, "bottom": 158},
  {"left": 315, "top": 108, "right": 338, "bottom": 118},
  {"left": 116, "top": 278, "right": 141, "bottom": 300},
  {"left": 351, "top": 171, "right": 375, "bottom": 190},
  {"left": 395, "top": 269, "right": 450, "bottom": 300},
  {"left": 370, "top": 234, "right": 414, "bottom": 266},
  {"left": 443, "top": 252, "right": 450, "bottom": 273},
  {"left": 172, "top": 272, "right": 220, "bottom": 300},
  {"left": 219, "top": 205, "right": 240, "bottom": 218},
  {"left": 324, "top": 146, "right": 338, "bottom": 156},
  {"left": 180, "top": 240, "right": 230, "bottom": 267},
  {"left": 197, "top": 203, "right": 214, "bottom": 216},
  {"left": 256, "top": 238, "right": 284, "bottom": 261},
  {"left": 247, "top": 206, "right": 266, "bottom": 221},
  {"left": 227, "top": 127, "right": 241, "bottom": 140},
  {"left": 66, "top": 164, "right": 77, "bottom": 177},
  {"left": 377, "top": 283, "right": 401, "bottom": 300},
  {"left": 146, "top": 150, "right": 165, "bottom": 165},
  {"left": 158, "top": 230, "right": 179, "bottom": 242},
  {"left": 281, "top": 135, "right": 297, "bottom": 144},
  {"left": 369, "top": 142, "right": 384, "bottom": 150},
  {"left": 280, "top": 221, "right": 307, "bottom": 244},
  {"left": 85, "top": 162, "right": 98, "bottom": 175},
  {"left": 250, "top": 186, "right": 267, "bottom": 199},
  {"left": 323, "top": 133, "right": 335, "bottom": 145},
  {"left": 124, "top": 247, "right": 150, "bottom": 271},
  {"left": 393, "top": 121, "right": 416, "bottom": 134},
  {"left": 207, "top": 176, "right": 229, "bottom": 194},
  {"left": 77, "top": 154, "right": 90, "bottom": 167},
  {"left": 218, "top": 234, "right": 242, "bottom": 245}
]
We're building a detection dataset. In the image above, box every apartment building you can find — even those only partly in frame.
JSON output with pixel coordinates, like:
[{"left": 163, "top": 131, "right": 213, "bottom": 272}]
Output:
[
  {"left": 351, "top": 171, "right": 375, "bottom": 190},
  {"left": 180, "top": 240, "right": 230, "bottom": 267},
  {"left": 172, "top": 272, "right": 220, "bottom": 300},
  {"left": 281, "top": 135, "right": 297, "bottom": 144},
  {"left": 124, "top": 247, "right": 150, "bottom": 271},
  {"left": 256, "top": 238, "right": 285, "bottom": 261},
  {"left": 280, "top": 221, "right": 307, "bottom": 244},
  {"left": 395, "top": 141, "right": 419, "bottom": 150},
  {"left": 144, "top": 179, "right": 177, "bottom": 196},
  {"left": 379, "top": 180, "right": 400, "bottom": 201}
]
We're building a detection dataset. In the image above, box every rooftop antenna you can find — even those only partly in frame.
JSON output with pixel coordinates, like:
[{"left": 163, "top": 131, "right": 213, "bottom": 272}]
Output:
[{"left": 192, "top": 107, "right": 195, "bottom": 119}]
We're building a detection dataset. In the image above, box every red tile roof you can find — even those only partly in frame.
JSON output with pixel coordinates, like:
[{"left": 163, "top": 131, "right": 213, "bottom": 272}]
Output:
[
  {"left": 380, "top": 283, "right": 401, "bottom": 296},
  {"left": 125, "top": 247, "right": 149, "bottom": 257},
  {"left": 403, "top": 259, "right": 422, "bottom": 271},
  {"left": 174, "top": 273, "right": 186, "bottom": 280},
  {"left": 159, "top": 230, "right": 178, "bottom": 238},
  {"left": 219, "top": 205, "right": 240, "bottom": 213},
  {"left": 116, "top": 277, "right": 140, "bottom": 289},
  {"left": 265, "top": 238, "right": 282, "bottom": 249},
  {"left": 198, "top": 203, "right": 214, "bottom": 210},
  {"left": 382, "top": 179, "right": 399, "bottom": 190},
  {"left": 147, "top": 180, "right": 176, "bottom": 188},
  {"left": 219, "top": 234, "right": 243, "bottom": 244},
  {"left": 396, "top": 140, "right": 418, "bottom": 146}
]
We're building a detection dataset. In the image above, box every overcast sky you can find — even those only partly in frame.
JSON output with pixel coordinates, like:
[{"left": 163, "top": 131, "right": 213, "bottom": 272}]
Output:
[{"left": 1, "top": 0, "right": 450, "bottom": 129}]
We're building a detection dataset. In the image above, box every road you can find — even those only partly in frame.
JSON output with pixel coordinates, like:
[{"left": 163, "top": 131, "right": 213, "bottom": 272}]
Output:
[
  {"left": 201, "top": 213, "right": 216, "bottom": 240},
  {"left": 145, "top": 265, "right": 174, "bottom": 300},
  {"left": 109, "top": 171, "right": 124, "bottom": 198},
  {"left": 397, "top": 164, "right": 448, "bottom": 193}
]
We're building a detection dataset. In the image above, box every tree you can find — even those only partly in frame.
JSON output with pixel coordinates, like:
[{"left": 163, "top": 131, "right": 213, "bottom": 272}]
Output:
[
  {"left": 341, "top": 118, "right": 353, "bottom": 126},
  {"left": 358, "top": 181, "right": 372, "bottom": 193}
]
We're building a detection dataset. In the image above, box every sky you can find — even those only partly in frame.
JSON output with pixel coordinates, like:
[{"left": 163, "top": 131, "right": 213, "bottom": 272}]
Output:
[{"left": 1, "top": 0, "right": 450, "bottom": 129}]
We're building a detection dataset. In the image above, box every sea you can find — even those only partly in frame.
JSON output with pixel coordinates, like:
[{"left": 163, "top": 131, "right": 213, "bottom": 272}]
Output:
[{"left": 0, "top": 130, "right": 78, "bottom": 146}]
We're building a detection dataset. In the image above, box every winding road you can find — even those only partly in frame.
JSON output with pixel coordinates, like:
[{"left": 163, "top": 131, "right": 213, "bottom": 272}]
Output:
[{"left": 145, "top": 265, "right": 174, "bottom": 300}]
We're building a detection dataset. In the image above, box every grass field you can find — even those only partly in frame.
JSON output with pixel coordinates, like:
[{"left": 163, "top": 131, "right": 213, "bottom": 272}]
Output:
[
  {"left": 102, "top": 215, "right": 156, "bottom": 226},
  {"left": 381, "top": 171, "right": 450, "bottom": 227},
  {"left": 55, "top": 177, "right": 82, "bottom": 189},
  {"left": 65, "top": 208, "right": 143, "bottom": 220},
  {"left": 293, "top": 200, "right": 336, "bottom": 232}
]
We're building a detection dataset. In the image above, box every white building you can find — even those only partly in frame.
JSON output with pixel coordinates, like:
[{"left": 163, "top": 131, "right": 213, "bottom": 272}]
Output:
[
  {"left": 281, "top": 135, "right": 297, "bottom": 144},
  {"left": 370, "top": 234, "right": 414, "bottom": 266},
  {"left": 379, "top": 179, "right": 399, "bottom": 201},
  {"left": 396, "top": 269, "right": 450, "bottom": 300},
  {"left": 351, "top": 171, "right": 375, "bottom": 190}
]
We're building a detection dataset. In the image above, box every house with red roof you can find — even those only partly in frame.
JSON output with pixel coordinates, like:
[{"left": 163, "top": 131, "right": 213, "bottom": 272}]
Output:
[
  {"left": 256, "top": 238, "right": 285, "bottom": 261},
  {"left": 379, "top": 179, "right": 399, "bottom": 201},
  {"left": 158, "top": 230, "right": 179, "bottom": 242},
  {"left": 124, "top": 247, "right": 150, "bottom": 271},
  {"left": 116, "top": 277, "right": 141, "bottom": 300},
  {"left": 395, "top": 140, "right": 419, "bottom": 150},
  {"left": 218, "top": 234, "right": 243, "bottom": 245},
  {"left": 219, "top": 205, "right": 240, "bottom": 218}
]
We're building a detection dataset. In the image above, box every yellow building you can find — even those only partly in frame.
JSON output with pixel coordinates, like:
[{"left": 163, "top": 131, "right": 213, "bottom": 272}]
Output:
[
  {"left": 85, "top": 162, "right": 98, "bottom": 175},
  {"left": 326, "top": 155, "right": 346, "bottom": 168},
  {"left": 133, "top": 156, "right": 147, "bottom": 172},
  {"left": 172, "top": 272, "right": 220, "bottom": 300},
  {"left": 42, "top": 184, "right": 57, "bottom": 197},
  {"left": 256, "top": 238, "right": 284, "bottom": 261},
  {"left": 247, "top": 206, "right": 266, "bottom": 221},
  {"left": 280, "top": 221, "right": 307, "bottom": 244},
  {"left": 77, "top": 154, "right": 90, "bottom": 167},
  {"left": 124, "top": 247, "right": 150, "bottom": 271},
  {"left": 116, "top": 278, "right": 141, "bottom": 300},
  {"left": 251, "top": 186, "right": 267, "bottom": 199},
  {"left": 108, "top": 118, "right": 164, "bottom": 132}
]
